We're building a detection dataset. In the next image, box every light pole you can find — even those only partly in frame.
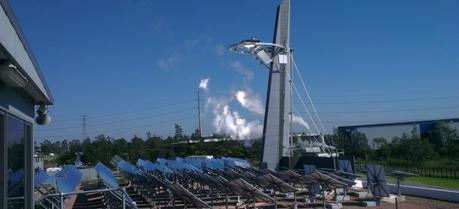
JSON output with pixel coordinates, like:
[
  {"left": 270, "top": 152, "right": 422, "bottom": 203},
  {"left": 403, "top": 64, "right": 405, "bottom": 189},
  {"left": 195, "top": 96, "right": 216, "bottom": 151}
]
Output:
[{"left": 228, "top": 37, "right": 288, "bottom": 68}]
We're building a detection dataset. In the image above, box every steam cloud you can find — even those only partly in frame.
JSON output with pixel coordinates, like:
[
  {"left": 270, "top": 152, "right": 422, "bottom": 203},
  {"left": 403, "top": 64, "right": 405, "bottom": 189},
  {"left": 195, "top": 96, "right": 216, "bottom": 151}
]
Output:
[
  {"left": 199, "top": 75, "right": 311, "bottom": 139},
  {"left": 235, "top": 89, "right": 311, "bottom": 131},
  {"left": 199, "top": 77, "right": 262, "bottom": 139},
  {"left": 207, "top": 97, "right": 263, "bottom": 139},
  {"left": 235, "top": 90, "right": 265, "bottom": 115},
  {"left": 292, "top": 115, "right": 311, "bottom": 130},
  {"left": 199, "top": 78, "right": 209, "bottom": 91}
]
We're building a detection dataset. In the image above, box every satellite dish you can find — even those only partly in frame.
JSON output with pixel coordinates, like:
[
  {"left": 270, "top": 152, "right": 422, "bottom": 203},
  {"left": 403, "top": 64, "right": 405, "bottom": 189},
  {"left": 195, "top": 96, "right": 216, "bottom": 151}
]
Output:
[{"left": 366, "top": 164, "right": 390, "bottom": 197}]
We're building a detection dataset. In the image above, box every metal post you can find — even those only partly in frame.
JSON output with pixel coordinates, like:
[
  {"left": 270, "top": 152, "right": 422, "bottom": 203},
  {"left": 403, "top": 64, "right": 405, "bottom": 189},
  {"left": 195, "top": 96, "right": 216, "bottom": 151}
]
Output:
[
  {"left": 60, "top": 193, "right": 64, "bottom": 209},
  {"left": 122, "top": 189, "right": 126, "bottom": 209},
  {"left": 322, "top": 190, "right": 326, "bottom": 209},
  {"left": 294, "top": 192, "right": 297, "bottom": 209},
  {"left": 225, "top": 193, "right": 229, "bottom": 209},
  {"left": 333, "top": 156, "right": 336, "bottom": 171},
  {"left": 334, "top": 188, "right": 338, "bottom": 204},
  {"left": 274, "top": 195, "right": 278, "bottom": 209},
  {"left": 197, "top": 90, "right": 202, "bottom": 138}
]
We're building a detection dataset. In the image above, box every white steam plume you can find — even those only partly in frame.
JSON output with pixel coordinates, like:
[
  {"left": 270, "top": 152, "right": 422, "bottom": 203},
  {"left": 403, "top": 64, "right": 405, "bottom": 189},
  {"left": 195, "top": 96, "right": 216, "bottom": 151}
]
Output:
[
  {"left": 199, "top": 78, "right": 209, "bottom": 91},
  {"left": 235, "top": 90, "right": 265, "bottom": 115},
  {"left": 292, "top": 114, "right": 310, "bottom": 131},
  {"left": 207, "top": 96, "right": 262, "bottom": 140}
]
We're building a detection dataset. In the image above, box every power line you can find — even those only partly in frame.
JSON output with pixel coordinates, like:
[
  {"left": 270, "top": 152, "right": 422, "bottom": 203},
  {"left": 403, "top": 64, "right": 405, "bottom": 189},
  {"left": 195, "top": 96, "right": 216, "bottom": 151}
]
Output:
[
  {"left": 311, "top": 95, "right": 459, "bottom": 105},
  {"left": 296, "top": 106, "right": 459, "bottom": 114},
  {"left": 320, "top": 118, "right": 457, "bottom": 124},
  {"left": 38, "top": 107, "right": 195, "bottom": 131},
  {"left": 36, "top": 115, "right": 196, "bottom": 139},
  {"left": 53, "top": 98, "right": 196, "bottom": 122}
]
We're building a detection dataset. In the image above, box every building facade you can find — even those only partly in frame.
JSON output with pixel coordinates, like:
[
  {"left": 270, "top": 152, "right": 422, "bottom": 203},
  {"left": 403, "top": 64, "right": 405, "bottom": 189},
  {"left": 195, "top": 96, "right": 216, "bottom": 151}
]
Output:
[
  {"left": 0, "top": 0, "right": 53, "bottom": 208},
  {"left": 338, "top": 118, "right": 459, "bottom": 149}
]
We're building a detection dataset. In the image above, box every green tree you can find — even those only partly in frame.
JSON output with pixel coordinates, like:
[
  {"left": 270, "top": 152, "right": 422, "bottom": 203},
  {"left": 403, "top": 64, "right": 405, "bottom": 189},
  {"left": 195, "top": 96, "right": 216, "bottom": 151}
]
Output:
[
  {"left": 341, "top": 131, "right": 371, "bottom": 158},
  {"left": 174, "top": 123, "right": 184, "bottom": 141},
  {"left": 429, "top": 122, "right": 459, "bottom": 157}
]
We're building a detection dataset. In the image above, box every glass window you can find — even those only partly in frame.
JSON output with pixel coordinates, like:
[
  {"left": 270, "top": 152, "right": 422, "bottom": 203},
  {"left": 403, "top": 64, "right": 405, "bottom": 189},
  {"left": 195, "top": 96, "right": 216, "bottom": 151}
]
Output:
[
  {"left": 7, "top": 116, "right": 25, "bottom": 209},
  {"left": 0, "top": 113, "right": 4, "bottom": 208}
]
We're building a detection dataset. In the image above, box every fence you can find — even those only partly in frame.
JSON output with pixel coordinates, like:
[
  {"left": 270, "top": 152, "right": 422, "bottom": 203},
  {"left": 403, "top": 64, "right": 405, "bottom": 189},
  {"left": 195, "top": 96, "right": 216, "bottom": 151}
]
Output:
[{"left": 355, "top": 163, "right": 459, "bottom": 179}]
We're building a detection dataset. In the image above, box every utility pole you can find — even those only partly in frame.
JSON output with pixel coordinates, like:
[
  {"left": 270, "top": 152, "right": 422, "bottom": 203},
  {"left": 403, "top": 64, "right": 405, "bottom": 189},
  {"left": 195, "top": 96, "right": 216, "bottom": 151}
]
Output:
[
  {"left": 197, "top": 90, "right": 202, "bottom": 138},
  {"left": 81, "top": 114, "right": 87, "bottom": 140}
]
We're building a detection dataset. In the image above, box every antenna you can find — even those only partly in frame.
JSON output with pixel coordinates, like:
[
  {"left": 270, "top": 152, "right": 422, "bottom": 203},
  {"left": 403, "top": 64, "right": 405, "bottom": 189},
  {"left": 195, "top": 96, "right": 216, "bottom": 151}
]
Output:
[
  {"left": 81, "top": 114, "right": 87, "bottom": 140},
  {"left": 197, "top": 90, "right": 202, "bottom": 137}
]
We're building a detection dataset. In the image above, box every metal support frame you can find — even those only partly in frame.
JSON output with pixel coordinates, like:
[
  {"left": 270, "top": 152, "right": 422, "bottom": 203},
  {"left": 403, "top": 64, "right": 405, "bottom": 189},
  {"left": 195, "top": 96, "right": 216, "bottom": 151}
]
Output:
[{"left": 40, "top": 187, "right": 136, "bottom": 209}]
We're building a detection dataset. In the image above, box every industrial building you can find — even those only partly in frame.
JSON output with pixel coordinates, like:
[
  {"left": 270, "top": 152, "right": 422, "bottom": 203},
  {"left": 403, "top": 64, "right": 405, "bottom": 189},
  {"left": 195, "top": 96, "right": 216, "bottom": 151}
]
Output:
[
  {"left": 337, "top": 118, "right": 459, "bottom": 149},
  {"left": 0, "top": 0, "right": 53, "bottom": 208}
]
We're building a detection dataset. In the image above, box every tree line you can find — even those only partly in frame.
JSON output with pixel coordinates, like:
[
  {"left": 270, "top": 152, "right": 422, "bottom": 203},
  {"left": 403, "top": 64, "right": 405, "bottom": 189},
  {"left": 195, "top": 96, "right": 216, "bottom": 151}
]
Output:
[
  {"left": 39, "top": 122, "right": 459, "bottom": 169},
  {"left": 39, "top": 124, "right": 263, "bottom": 167}
]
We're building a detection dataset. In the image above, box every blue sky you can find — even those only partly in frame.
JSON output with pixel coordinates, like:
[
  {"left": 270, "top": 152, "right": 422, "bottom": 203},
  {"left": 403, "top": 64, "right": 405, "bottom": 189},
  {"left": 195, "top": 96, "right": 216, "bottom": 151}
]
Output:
[{"left": 10, "top": 0, "right": 459, "bottom": 141}]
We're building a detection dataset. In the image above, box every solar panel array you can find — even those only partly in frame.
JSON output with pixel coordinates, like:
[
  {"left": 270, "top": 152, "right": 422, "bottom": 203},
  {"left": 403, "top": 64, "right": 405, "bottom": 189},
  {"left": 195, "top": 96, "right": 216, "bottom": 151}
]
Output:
[
  {"left": 34, "top": 168, "right": 51, "bottom": 188},
  {"left": 95, "top": 162, "right": 140, "bottom": 209},
  {"left": 50, "top": 165, "right": 83, "bottom": 193},
  {"left": 34, "top": 165, "right": 83, "bottom": 209},
  {"left": 33, "top": 156, "right": 395, "bottom": 209},
  {"left": 95, "top": 162, "right": 119, "bottom": 188},
  {"left": 97, "top": 156, "right": 389, "bottom": 209}
]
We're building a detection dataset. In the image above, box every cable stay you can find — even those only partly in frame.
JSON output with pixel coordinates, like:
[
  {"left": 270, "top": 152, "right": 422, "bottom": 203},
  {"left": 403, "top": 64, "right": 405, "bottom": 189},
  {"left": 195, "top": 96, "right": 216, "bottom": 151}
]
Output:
[{"left": 289, "top": 53, "right": 337, "bottom": 156}]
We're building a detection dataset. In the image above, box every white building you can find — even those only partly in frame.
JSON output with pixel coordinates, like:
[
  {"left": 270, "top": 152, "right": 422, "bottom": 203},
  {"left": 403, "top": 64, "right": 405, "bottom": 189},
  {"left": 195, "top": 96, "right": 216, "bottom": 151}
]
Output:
[{"left": 338, "top": 118, "right": 459, "bottom": 149}]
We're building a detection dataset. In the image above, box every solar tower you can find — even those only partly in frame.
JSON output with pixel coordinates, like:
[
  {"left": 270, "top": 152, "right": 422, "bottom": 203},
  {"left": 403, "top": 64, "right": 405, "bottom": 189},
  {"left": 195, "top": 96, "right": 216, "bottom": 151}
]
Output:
[
  {"left": 229, "top": 0, "right": 292, "bottom": 170},
  {"left": 261, "top": 0, "right": 291, "bottom": 170}
]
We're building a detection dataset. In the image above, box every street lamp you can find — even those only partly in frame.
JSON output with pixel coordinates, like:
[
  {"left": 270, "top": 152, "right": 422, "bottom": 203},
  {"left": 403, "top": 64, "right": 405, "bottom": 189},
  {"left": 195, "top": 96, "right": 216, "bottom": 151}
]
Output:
[{"left": 228, "top": 37, "right": 288, "bottom": 67}]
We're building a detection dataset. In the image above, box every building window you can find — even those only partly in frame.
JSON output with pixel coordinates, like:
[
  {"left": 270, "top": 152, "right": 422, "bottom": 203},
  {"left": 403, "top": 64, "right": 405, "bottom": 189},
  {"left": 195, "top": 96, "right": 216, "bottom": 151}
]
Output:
[
  {"left": 0, "top": 113, "right": 4, "bottom": 208},
  {"left": 7, "top": 116, "right": 26, "bottom": 209}
]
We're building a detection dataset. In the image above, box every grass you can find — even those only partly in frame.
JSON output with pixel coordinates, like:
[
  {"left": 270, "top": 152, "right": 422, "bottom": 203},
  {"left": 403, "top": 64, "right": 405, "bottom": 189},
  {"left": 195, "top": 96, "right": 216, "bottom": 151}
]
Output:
[
  {"left": 388, "top": 176, "right": 459, "bottom": 190},
  {"left": 357, "top": 172, "right": 459, "bottom": 190}
]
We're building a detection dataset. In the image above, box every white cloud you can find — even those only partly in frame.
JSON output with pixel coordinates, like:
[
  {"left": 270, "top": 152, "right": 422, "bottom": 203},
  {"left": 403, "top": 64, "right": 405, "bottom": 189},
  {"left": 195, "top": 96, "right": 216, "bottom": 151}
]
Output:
[
  {"left": 214, "top": 44, "right": 225, "bottom": 55},
  {"left": 157, "top": 55, "right": 178, "bottom": 71},
  {"left": 183, "top": 35, "right": 212, "bottom": 49},
  {"left": 199, "top": 78, "right": 210, "bottom": 91},
  {"left": 235, "top": 90, "right": 265, "bottom": 115},
  {"left": 231, "top": 61, "right": 254, "bottom": 82}
]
